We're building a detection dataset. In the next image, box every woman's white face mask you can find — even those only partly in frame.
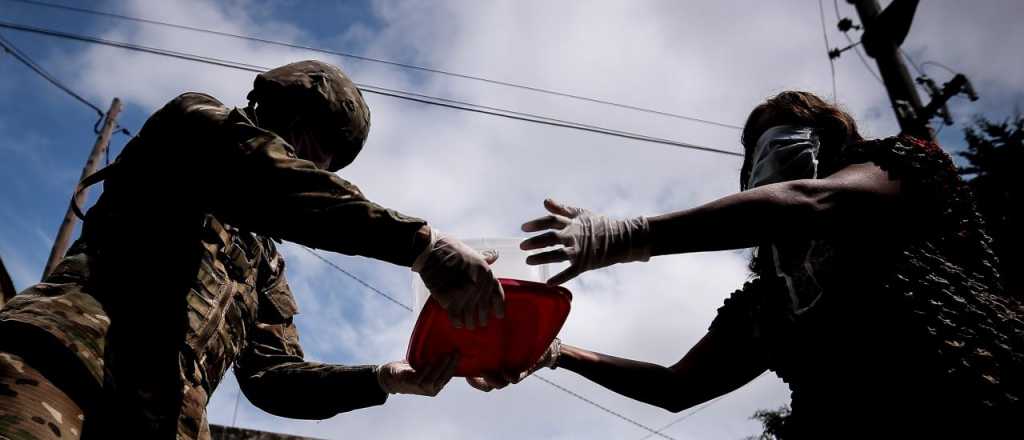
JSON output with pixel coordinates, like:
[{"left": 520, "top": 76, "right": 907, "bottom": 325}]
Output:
[
  {"left": 746, "top": 125, "right": 820, "bottom": 189},
  {"left": 746, "top": 125, "right": 828, "bottom": 315}
]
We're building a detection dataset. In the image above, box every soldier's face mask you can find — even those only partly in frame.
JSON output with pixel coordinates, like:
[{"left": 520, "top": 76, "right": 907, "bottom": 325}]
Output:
[
  {"left": 746, "top": 125, "right": 820, "bottom": 189},
  {"left": 287, "top": 123, "right": 333, "bottom": 170},
  {"left": 285, "top": 116, "right": 362, "bottom": 172}
]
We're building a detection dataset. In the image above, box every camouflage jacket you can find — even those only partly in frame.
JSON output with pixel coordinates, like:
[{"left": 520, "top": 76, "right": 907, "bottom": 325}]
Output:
[
  {"left": 0, "top": 93, "right": 429, "bottom": 439},
  {"left": 711, "top": 136, "right": 1024, "bottom": 436}
]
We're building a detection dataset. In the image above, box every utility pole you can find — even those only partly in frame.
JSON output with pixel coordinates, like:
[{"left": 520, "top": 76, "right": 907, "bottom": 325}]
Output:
[
  {"left": 42, "top": 98, "right": 122, "bottom": 280},
  {"left": 848, "top": 0, "right": 932, "bottom": 140},
  {"left": 842, "top": 0, "right": 977, "bottom": 140}
]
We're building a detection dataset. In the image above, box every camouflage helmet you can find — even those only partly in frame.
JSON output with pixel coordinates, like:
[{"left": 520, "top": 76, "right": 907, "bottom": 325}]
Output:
[{"left": 247, "top": 60, "right": 370, "bottom": 171}]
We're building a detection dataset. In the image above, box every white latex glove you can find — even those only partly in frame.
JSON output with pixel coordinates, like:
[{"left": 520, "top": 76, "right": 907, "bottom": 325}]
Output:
[
  {"left": 377, "top": 353, "right": 459, "bottom": 397},
  {"left": 414, "top": 229, "right": 505, "bottom": 329},
  {"left": 466, "top": 338, "right": 561, "bottom": 392},
  {"left": 521, "top": 199, "right": 651, "bottom": 285}
]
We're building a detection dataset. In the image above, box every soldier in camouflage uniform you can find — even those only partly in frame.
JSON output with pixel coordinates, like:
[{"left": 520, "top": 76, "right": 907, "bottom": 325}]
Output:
[{"left": 0, "top": 60, "right": 503, "bottom": 439}]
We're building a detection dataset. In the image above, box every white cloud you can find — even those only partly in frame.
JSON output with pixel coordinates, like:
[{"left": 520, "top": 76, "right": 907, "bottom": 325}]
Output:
[{"left": 56, "top": 0, "right": 1022, "bottom": 438}]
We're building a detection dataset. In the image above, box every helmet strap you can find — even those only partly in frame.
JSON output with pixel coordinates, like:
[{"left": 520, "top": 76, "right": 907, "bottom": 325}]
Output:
[{"left": 244, "top": 101, "right": 261, "bottom": 128}]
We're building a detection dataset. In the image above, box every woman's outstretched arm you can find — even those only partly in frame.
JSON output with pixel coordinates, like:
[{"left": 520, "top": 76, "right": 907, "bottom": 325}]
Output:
[
  {"left": 558, "top": 329, "right": 766, "bottom": 413},
  {"left": 648, "top": 162, "right": 902, "bottom": 256},
  {"left": 521, "top": 163, "right": 902, "bottom": 284}
]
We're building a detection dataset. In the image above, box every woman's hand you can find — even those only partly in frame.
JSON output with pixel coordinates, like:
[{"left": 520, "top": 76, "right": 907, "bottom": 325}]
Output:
[
  {"left": 521, "top": 199, "right": 651, "bottom": 285},
  {"left": 377, "top": 353, "right": 459, "bottom": 397},
  {"left": 465, "top": 339, "right": 561, "bottom": 392}
]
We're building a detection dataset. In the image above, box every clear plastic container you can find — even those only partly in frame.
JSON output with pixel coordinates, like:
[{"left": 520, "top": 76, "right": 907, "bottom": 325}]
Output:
[{"left": 411, "top": 237, "right": 551, "bottom": 314}]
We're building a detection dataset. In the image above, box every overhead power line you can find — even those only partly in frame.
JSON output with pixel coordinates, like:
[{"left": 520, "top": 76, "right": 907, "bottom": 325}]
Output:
[
  {"left": 0, "top": 31, "right": 103, "bottom": 116},
  {"left": 533, "top": 374, "right": 674, "bottom": 440},
  {"left": 817, "top": 0, "right": 838, "bottom": 103},
  {"left": 299, "top": 246, "right": 413, "bottom": 312},
  {"left": 637, "top": 394, "right": 728, "bottom": 440},
  {"left": 3, "top": 0, "right": 743, "bottom": 131},
  {"left": 635, "top": 370, "right": 767, "bottom": 440},
  {"left": 920, "top": 60, "right": 958, "bottom": 76},
  {"left": 899, "top": 47, "right": 924, "bottom": 77},
  {"left": 296, "top": 246, "right": 676, "bottom": 440},
  {"left": 0, "top": 32, "right": 132, "bottom": 136},
  {"left": 0, "top": 20, "right": 742, "bottom": 157}
]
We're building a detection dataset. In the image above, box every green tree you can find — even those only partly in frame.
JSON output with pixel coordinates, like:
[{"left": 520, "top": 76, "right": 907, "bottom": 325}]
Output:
[
  {"left": 746, "top": 406, "right": 791, "bottom": 440},
  {"left": 959, "top": 113, "right": 1024, "bottom": 298}
]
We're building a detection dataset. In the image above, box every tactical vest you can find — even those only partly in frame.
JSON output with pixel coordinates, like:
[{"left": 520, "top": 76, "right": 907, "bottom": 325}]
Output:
[
  {"left": 183, "top": 214, "right": 266, "bottom": 394},
  {"left": 62, "top": 162, "right": 297, "bottom": 437}
]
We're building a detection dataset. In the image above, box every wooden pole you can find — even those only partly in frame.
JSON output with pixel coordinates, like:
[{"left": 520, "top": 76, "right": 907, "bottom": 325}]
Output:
[
  {"left": 42, "top": 98, "right": 123, "bottom": 280},
  {"left": 849, "top": 0, "right": 934, "bottom": 141}
]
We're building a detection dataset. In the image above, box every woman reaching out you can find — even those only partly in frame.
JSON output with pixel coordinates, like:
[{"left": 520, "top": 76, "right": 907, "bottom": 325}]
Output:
[{"left": 471, "top": 91, "right": 1023, "bottom": 438}]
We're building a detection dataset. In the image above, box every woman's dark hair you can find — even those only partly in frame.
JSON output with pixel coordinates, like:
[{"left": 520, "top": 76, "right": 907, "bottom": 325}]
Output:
[{"left": 739, "top": 91, "right": 863, "bottom": 190}]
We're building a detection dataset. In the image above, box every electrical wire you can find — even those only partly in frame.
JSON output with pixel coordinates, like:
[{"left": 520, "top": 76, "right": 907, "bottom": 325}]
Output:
[
  {"left": 921, "top": 61, "right": 958, "bottom": 76},
  {"left": 297, "top": 246, "right": 676, "bottom": 439},
  {"left": 905, "top": 54, "right": 966, "bottom": 133},
  {"left": 637, "top": 394, "right": 728, "bottom": 440},
  {"left": 845, "top": 35, "right": 884, "bottom": 85},
  {"left": 0, "top": 20, "right": 743, "bottom": 158},
  {"left": 897, "top": 48, "right": 937, "bottom": 105},
  {"left": 899, "top": 48, "right": 924, "bottom": 76},
  {"left": 832, "top": 0, "right": 884, "bottom": 85},
  {"left": 818, "top": 0, "right": 838, "bottom": 103},
  {"left": 299, "top": 246, "right": 413, "bottom": 312},
  {"left": 0, "top": 31, "right": 103, "bottom": 117},
  {"left": 918, "top": 60, "right": 962, "bottom": 134},
  {"left": 355, "top": 82, "right": 731, "bottom": 154},
  {"left": 2, "top": 0, "right": 743, "bottom": 131},
  {"left": 532, "top": 374, "right": 674, "bottom": 440},
  {"left": 634, "top": 370, "right": 770, "bottom": 439},
  {"left": 230, "top": 388, "right": 242, "bottom": 428},
  {"left": 0, "top": 31, "right": 133, "bottom": 142},
  {"left": 0, "top": 32, "right": 103, "bottom": 134}
]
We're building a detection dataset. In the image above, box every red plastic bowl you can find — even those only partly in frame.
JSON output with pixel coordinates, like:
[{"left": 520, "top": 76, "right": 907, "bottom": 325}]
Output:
[{"left": 407, "top": 278, "right": 572, "bottom": 377}]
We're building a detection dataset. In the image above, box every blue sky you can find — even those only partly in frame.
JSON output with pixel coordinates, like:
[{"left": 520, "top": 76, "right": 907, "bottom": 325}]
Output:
[{"left": 1, "top": 1, "right": 1022, "bottom": 439}]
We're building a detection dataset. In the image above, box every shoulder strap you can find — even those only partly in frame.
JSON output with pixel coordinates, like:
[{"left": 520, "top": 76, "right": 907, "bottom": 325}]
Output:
[{"left": 71, "top": 163, "right": 120, "bottom": 221}]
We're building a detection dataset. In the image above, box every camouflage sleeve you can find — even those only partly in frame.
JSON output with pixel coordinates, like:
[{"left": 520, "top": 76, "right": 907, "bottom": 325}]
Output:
[
  {"left": 233, "top": 266, "right": 387, "bottom": 419},
  {"left": 204, "top": 108, "right": 429, "bottom": 267}
]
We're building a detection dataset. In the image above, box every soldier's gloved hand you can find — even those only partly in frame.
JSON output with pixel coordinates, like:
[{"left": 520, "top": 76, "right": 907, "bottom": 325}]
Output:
[
  {"left": 466, "top": 338, "right": 561, "bottom": 392},
  {"left": 521, "top": 199, "right": 651, "bottom": 285},
  {"left": 376, "top": 353, "right": 459, "bottom": 397},
  {"left": 414, "top": 229, "right": 505, "bottom": 329}
]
